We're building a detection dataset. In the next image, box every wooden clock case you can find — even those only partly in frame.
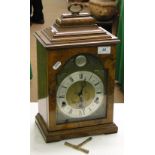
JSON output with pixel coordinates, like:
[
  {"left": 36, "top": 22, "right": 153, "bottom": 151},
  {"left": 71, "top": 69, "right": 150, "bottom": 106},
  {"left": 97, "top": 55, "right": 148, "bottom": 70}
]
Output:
[{"left": 34, "top": 11, "right": 120, "bottom": 143}]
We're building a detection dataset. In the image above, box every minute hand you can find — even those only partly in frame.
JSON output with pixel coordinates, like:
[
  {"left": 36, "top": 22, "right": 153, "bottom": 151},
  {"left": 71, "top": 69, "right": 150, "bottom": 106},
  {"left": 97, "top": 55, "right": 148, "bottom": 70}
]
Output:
[
  {"left": 77, "top": 80, "right": 86, "bottom": 96},
  {"left": 78, "top": 80, "right": 87, "bottom": 108}
]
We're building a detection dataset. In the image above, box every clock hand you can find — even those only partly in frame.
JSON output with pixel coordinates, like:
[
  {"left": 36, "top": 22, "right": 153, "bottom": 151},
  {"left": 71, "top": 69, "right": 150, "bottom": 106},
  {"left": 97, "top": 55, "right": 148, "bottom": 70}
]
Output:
[
  {"left": 79, "top": 95, "right": 84, "bottom": 108},
  {"left": 77, "top": 78, "right": 86, "bottom": 96},
  {"left": 77, "top": 79, "right": 87, "bottom": 108},
  {"left": 77, "top": 87, "right": 83, "bottom": 96}
]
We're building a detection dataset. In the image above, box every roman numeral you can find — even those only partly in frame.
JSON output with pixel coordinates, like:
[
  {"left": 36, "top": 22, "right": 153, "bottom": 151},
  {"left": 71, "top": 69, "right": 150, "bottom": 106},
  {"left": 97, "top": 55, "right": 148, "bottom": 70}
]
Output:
[
  {"left": 95, "top": 82, "right": 99, "bottom": 86},
  {"left": 62, "top": 85, "right": 67, "bottom": 89},
  {"left": 78, "top": 109, "right": 85, "bottom": 116},
  {"left": 79, "top": 110, "right": 82, "bottom": 116},
  {"left": 69, "top": 77, "right": 74, "bottom": 82},
  {"left": 68, "top": 109, "right": 73, "bottom": 114},
  {"left": 89, "top": 74, "right": 93, "bottom": 81},
  {"left": 79, "top": 73, "right": 83, "bottom": 79},
  {"left": 82, "top": 109, "right": 85, "bottom": 115},
  {"left": 95, "top": 81, "right": 101, "bottom": 86},
  {"left": 94, "top": 97, "right": 99, "bottom": 104},
  {"left": 58, "top": 95, "right": 65, "bottom": 98}
]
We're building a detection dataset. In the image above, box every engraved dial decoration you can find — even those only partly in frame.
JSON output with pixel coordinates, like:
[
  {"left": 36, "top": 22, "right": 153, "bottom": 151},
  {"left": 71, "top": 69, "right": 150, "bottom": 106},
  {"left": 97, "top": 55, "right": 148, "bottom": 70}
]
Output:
[{"left": 56, "top": 71, "right": 104, "bottom": 118}]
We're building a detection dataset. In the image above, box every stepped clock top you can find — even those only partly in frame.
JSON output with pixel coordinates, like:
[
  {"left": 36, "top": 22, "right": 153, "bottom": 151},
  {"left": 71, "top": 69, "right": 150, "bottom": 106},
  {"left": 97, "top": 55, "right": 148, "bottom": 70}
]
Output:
[{"left": 34, "top": 3, "right": 119, "bottom": 49}]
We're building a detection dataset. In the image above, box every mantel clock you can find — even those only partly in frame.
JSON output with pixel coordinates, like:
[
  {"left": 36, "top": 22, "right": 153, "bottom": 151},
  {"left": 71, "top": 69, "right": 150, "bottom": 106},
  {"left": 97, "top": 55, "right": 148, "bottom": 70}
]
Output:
[{"left": 34, "top": 3, "right": 120, "bottom": 143}]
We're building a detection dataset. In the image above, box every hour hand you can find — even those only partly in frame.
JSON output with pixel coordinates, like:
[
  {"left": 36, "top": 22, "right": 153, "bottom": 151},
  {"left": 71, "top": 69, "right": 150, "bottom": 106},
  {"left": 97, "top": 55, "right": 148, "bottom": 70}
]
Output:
[
  {"left": 78, "top": 95, "right": 84, "bottom": 108},
  {"left": 77, "top": 88, "right": 83, "bottom": 96}
]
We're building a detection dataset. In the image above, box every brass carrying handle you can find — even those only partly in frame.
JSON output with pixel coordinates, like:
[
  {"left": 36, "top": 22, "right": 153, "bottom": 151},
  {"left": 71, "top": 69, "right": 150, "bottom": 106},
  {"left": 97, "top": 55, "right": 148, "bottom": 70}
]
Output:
[{"left": 68, "top": 3, "right": 83, "bottom": 15}]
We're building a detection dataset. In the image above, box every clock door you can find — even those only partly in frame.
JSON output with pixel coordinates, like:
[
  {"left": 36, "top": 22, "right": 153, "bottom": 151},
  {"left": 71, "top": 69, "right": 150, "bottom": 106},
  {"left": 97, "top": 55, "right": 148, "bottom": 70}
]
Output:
[
  {"left": 56, "top": 54, "right": 108, "bottom": 125},
  {"left": 47, "top": 46, "right": 116, "bottom": 131}
]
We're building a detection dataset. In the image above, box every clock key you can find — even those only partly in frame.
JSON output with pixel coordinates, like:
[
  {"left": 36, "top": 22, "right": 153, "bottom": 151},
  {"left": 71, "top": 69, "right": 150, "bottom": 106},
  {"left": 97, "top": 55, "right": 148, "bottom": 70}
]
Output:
[
  {"left": 64, "top": 142, "right": 89, "bottom": 154},
  {"left": 77, "top": 137, "right": 92, "bottom": 147},
  {"left": 64, "top": 137, "right": 92, "bottom": 154}
]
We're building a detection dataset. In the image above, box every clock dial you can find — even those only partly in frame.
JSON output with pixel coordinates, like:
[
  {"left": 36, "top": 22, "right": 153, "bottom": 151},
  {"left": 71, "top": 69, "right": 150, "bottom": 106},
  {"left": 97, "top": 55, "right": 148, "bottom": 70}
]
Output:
[{"left": 56, "top": 71, "right": 104, "bottom": 118}]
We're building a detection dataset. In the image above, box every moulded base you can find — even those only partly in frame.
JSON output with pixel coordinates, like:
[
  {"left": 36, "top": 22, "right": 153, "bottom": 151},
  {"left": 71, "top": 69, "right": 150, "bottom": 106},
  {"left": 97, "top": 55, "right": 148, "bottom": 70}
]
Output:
[{"left": 35, "top": 113, "right": 118, "bottom": 143}]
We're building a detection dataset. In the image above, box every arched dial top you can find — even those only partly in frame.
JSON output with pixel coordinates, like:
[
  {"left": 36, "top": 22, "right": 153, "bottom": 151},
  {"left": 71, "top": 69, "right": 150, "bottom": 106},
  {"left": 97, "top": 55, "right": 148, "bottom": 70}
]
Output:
[{"left": 56, "top": 71, "right": 104, "bottom": 118}]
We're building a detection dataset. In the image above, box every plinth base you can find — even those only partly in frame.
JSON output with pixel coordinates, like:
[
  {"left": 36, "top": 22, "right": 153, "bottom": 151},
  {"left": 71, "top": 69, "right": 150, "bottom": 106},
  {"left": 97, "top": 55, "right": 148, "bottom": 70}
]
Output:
[{"left": 35, "top": 113, "right": 118, "bottom": 143}]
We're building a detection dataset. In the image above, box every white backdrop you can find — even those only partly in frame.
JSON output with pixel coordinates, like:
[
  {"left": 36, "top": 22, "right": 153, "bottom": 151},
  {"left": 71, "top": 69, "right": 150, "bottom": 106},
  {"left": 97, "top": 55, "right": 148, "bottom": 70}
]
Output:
[{"left": 0, "top": 0, "right": 155, "bottom": 155}]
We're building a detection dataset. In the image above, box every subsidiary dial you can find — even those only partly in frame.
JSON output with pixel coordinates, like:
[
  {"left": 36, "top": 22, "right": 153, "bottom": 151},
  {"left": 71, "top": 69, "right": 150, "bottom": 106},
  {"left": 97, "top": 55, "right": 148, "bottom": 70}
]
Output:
[{"left": 75, "top": 55, "right": 87, "bottom": 67}]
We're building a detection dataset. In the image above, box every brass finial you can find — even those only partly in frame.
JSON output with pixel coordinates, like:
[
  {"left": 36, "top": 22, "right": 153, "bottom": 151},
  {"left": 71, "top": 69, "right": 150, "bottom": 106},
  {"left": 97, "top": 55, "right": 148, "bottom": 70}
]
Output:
[{"left": 68, "top": 3, "right": 83, "bottom": 16}]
